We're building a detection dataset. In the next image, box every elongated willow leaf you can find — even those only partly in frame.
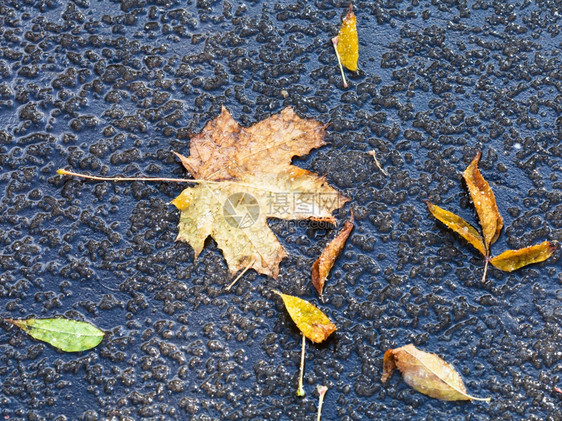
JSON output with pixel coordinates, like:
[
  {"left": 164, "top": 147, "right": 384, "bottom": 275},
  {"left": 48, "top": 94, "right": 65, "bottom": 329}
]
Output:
[
  {"left": 273, "top": 291, "right": 336, "bottom": 343},
  {"left": 8, "top": 318, "right": 104, "bottom": 352},
  {"left": 490, "top": 241, "right": 556, "bottom": 271},
  {"left": 312, "top": 210, "right": 354, "bottom": 295},
  {"left": 426, "top": 202, "right": 486, "bottom": 256},
  {"left": 463, "top": 152, "right": 503, "bottom": 249},
  {"left": 382, "top": 344, "right": 490, "bottom": 402}
]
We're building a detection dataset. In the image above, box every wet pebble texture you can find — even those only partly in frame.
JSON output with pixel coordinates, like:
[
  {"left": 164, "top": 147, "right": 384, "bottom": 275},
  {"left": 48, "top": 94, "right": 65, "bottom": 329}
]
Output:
[{"left": 0, "top": 0, "right": 561, "bottom": 420}]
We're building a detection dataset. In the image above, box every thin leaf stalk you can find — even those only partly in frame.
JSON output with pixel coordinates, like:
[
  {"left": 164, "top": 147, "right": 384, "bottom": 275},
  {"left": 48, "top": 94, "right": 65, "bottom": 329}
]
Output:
[
  {"left": 481, "top": 253, "right": 489, "bottom": 283},
  {"left": 316, "top": 385, "right": 328, "bottom": 421},
  {"left": 225, "top": 258, "right": 255, "bottom": 291},
  {"left": 297, "top": 334, "right": 306, "bottom": 397},
  {"left": 58, "top": 168, "right": 320, "bottom": 195},
  {"left": 57, "top": 169, "right": 200, "bottom": 184},
  {"left": 331, "top": 37, "right": 348, "bottom": 88}
]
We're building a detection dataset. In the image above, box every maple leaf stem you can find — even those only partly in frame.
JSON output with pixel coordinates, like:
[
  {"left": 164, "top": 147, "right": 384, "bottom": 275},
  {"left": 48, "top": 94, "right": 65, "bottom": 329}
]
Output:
[
  {"left": 57, "top": 169, "right": 204, "bottom": 184},
  {"left": 481, "top": 254, "right": 489, "bottom": 283},
  {"left": 297, "top": 334, "right": 306, "bottom": 397},
  {"left": 316, "top": 385, "right": 328, "bottom": 421},
  {"left": 332, "top": 37, "right": 348, "bottom": 88},
  {"left": 57, "top": 168, "right": 309, "bottom": 193},
  {"left": 225, "top": 258, "right": 255, "bottom": 291}
]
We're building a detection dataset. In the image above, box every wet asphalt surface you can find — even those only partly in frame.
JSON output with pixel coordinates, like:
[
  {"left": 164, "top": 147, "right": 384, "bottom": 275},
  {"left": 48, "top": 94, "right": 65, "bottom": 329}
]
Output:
[{"left": 0, "top": 0, "right": 561, "bottom": 420}]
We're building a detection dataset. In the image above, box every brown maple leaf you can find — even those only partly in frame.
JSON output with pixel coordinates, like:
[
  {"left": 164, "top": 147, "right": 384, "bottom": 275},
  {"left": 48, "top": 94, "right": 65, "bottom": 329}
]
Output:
[{"left": 171, "top": 107, "right": 348, "bottom": 279}]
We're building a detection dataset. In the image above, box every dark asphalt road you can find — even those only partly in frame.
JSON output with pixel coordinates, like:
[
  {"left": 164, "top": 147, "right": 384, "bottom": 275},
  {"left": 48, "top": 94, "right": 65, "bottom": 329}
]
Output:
[{"left": 0, "top": 1, "right": 560, "bottom": 420}]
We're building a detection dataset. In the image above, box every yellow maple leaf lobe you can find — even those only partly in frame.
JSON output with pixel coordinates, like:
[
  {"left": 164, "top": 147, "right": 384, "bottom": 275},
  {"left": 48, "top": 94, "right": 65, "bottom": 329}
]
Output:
[
  {"left": 463, "top": 152, "right": 503, "bottom": 250},
  {"left": 173, "top": 107, "right": 348, "bottom": 279},
  {"left": 273, "top": 290, "right": 336, "bottom": 343},
  {"left": 336, "top": 4, "right": 358, "bottom": 71}
]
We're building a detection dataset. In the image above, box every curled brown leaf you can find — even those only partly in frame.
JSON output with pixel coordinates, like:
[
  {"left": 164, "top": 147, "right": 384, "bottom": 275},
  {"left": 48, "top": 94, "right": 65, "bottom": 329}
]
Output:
[
  {"left": 311, "top": 209, "right": 354, "bottom": 295},
  {"left": 463, "top": 152, "right": 503, "bottom": 250}
]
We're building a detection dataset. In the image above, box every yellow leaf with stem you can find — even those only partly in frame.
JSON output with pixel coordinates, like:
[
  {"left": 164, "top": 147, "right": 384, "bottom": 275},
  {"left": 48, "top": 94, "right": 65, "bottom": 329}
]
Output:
[
  {"left": 59, "top": 108, "right": 348, "bottom": 281},
  {"left": 336, "top": 4, "right": 358, "bottom": 71},
  {"left": 273, "top": 291, "right": 336, "bottom": 398},
  {"left": 332, "top": 4, "right": 358, "bottom": 87},
  {"left": 273, "top": 290, "right": 336, "bottom": 343}
]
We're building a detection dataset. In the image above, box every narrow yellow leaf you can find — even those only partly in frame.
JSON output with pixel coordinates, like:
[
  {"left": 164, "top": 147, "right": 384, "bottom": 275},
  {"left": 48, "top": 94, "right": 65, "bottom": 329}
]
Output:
[
  {"left": 426, "top": 201, "right": 486, "bottom": 256},
  {"left": 273, "top": 291, "right": 336, "bottom": 343},
  {"left": 382, "top": 344, "right": 490, "bottom": 402},
  {"left": 335, "top": 4, "right": 358, "bottom": 72},
  {"left": 490, "top": 241, "right": 556, "bottom": 271},
  {"left": 463, "top": 152, "right": 503, "bottom": 250}
]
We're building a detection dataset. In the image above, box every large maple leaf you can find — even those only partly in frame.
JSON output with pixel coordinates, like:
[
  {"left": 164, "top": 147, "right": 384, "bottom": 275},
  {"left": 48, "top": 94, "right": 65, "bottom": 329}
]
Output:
[{"left": 171, "top": 107, "right": 348, "bottom": 279}]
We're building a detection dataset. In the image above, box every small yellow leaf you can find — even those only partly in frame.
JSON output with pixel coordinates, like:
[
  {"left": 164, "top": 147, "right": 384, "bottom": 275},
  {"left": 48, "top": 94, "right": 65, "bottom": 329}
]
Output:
[
  {"left": 335, "top": 4, "right": 358, "bottom": 71},
  {"left": 382, "top": 344, "right": 490, "bottom": 402},
  {"left": 273, "top": 291, "right": 336, "bottom": 343},
  {"left": 490, "top": 241, "right": 556, "bottom": 271},
  {"left": 463, "top": 152, "right": 503, "bottom": 250},
  {"left": 426, "top": 201, "right": 486, "bottom": 256},
  {"left": 312, "top": 210, "right": 354, "bottom": 295}
]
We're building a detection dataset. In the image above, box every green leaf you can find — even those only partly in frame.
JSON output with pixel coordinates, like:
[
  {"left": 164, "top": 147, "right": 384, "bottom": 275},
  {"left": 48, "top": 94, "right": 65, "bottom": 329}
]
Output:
[{"left": 8, "top": 318, "right": 105, "bottom": 352}]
